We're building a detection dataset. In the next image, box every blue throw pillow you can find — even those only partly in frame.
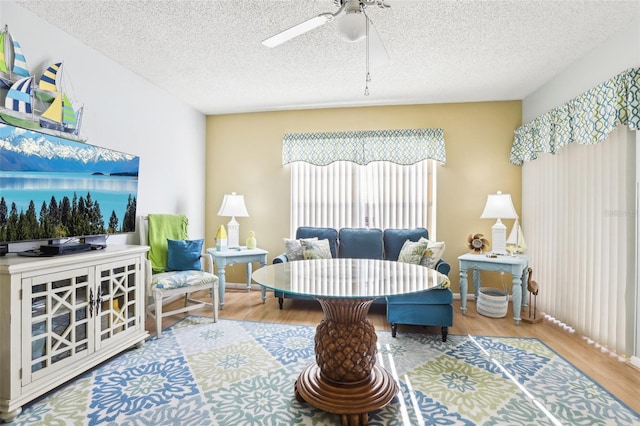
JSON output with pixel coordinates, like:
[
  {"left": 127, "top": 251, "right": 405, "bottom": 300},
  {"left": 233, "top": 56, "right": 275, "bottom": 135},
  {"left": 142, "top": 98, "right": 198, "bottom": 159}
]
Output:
[{"left": 166, "top": 239, "right": 204, "bottom": 271}]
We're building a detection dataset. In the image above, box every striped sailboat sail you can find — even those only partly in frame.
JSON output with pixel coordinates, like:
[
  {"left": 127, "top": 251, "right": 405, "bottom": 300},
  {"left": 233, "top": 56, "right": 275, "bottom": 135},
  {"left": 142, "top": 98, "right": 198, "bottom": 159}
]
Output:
[
  {"left": 0, "top": 26, "right": 29, "bottom": 89},
  {"left": 40, "top": 92, "right": 78, "bottom": 131},
  {"left": 0, "top": 26, "right": 29, "bottom": 79},
  {"left": 39, "top": 62, "right": 62, "bottom": 93},
  {"left": 0, "top": 31, "right": 7, "bottom": 75},
  {"left": 11, "top": 38, "right": 29, "bottom": 78},
  {"left": 35, "top": 62, "right": 63, "bottom": 103},
  {"left": 5, "top": 76, "right": 33, "bottom": 114},
  {"left": 61, "top": 94, "right": 77, "bottom": 126}
]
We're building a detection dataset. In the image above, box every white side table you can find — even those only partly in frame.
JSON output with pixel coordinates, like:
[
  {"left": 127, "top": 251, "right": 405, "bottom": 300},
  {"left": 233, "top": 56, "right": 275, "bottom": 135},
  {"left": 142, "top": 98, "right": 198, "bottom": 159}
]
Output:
[
  {"left": 458, "top": 253, "right": 529, "bottom": 325},
  {"left": 207, "top": 247, "right": 269, "bottom": 309}
]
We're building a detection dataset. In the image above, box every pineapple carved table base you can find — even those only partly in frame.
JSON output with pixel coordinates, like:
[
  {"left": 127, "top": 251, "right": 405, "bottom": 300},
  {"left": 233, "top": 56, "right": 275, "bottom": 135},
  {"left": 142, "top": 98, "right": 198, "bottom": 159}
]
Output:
[{"left": 294, "top": 297, "right": 398, "bottom": 426}]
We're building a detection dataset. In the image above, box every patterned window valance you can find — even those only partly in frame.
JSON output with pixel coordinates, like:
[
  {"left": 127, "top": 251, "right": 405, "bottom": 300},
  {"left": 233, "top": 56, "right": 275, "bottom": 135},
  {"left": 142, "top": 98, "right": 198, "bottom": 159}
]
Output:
[
  {"left": 510, "top": 67, "right": 640, "bottom": 165},
  {"left": 282, "top": 128, "right": 446, "bottom": 166}
]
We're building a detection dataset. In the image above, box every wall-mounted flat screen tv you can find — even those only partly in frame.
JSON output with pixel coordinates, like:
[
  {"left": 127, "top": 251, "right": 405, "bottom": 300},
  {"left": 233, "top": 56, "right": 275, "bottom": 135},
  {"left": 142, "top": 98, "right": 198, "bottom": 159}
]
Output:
[{"left": 0, "top": 124, "right": 139, "bottom": 249}]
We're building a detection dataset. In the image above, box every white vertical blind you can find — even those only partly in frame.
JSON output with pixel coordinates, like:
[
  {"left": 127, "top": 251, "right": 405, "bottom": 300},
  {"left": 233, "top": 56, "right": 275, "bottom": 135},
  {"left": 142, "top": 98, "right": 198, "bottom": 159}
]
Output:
[
  {"left": 362, "top": 161, "right": 433, "bottom": 230},
  {"left": 522, "top": 125, "right": 635, "bottom": 358},
  {"left": 290, "top": 160, "right": 435, "bottom": 236}
]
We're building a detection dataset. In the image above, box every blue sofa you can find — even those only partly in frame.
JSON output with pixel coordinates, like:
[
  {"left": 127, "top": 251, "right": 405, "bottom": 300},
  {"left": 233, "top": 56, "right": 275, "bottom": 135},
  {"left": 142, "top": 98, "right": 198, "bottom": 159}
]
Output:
[{"left": 273, "top": 226, "right": 453, "bottom": 341}]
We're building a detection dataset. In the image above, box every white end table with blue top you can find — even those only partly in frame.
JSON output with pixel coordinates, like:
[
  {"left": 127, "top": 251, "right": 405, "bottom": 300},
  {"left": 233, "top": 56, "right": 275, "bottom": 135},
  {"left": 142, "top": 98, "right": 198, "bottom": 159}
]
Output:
[
  {"left": 458, "top": 253, "right": 529, "bottom": 325},
  {"left": 207, "top": 247, "right": 269, "bottom": 309}
]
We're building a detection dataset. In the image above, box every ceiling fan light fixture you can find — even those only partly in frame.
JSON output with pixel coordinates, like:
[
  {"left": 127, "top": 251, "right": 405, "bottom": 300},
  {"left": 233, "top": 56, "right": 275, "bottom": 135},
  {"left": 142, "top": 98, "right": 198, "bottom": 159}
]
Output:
[{"left": 336, "top": 10, "right": 367, "bottom": 42}]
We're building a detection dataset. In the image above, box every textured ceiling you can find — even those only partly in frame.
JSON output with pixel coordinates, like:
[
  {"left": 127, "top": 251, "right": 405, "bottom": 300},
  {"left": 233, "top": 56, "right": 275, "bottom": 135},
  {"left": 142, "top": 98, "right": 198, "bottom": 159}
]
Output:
[{"left": 16, "top": 0, "right": 640, "bottom": 115}]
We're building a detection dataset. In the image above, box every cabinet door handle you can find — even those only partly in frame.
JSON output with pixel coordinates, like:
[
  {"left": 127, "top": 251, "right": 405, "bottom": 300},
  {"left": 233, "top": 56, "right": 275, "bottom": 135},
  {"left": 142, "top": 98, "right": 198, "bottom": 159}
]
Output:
[
  {"left": 96, "top": 289, "right": 103, "bottom": 315},
  {"left": 89, "top": 288, "right": 94, "bottom": 318}
]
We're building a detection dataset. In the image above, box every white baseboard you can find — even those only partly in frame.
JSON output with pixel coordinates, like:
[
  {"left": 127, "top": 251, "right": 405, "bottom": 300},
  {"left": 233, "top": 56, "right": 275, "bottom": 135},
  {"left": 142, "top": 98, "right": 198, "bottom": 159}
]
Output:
[
  {"left": 224, "top": 282, "right": 261, "bottom": 291},
  {"left": 631, "top": 356, "right": 640, "bottom": 369},
  {"left": 452, "top": 293, "right": 517, "bottom": 301}
]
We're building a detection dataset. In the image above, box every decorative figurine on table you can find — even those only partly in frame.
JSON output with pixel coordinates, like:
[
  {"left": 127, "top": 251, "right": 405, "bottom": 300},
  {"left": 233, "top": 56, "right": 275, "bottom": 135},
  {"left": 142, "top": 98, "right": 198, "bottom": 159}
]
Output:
[
  {"left": 216, "top": 225, "right": 228, "bottom": 251},
  {"left": 506, "top": 218, "right": 528, "bottom": 255},
  {"left": 466, "top": 233, "right": 490, "bottom": 254},
  {"left": 246, "top": 231, "right": 257, "bottom": 249},
  {"left": 522, "top": 267, "right": 542, "bottom": 323}
]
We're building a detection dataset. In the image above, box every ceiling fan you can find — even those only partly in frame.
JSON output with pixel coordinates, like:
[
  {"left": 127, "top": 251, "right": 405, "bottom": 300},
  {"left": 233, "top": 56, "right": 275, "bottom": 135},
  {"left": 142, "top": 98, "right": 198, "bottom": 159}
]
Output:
[{"left": 262, "top": 0, "right": 392, "bottom": 94}]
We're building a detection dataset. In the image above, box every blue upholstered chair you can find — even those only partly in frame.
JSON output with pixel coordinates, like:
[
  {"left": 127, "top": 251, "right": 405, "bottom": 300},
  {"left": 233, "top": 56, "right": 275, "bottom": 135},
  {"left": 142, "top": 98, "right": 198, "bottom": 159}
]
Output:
[{"left": 384, "top": 228, "right": 453, "bottom": 342}]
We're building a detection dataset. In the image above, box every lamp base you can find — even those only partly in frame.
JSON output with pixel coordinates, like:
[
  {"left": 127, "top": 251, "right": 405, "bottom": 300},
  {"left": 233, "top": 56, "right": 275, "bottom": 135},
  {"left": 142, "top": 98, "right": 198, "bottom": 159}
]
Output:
[
  {"left": 490, "top": 219, "right": 507, "bottom": 255},
  {"left": 227, "top": 217, "right": 240, "bottom": 248}
]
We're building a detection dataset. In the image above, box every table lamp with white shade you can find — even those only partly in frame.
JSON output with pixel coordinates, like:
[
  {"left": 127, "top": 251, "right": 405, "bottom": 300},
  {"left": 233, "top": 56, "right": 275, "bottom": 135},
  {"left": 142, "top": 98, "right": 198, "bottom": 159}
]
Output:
[
  {"left": 217, "top": 192, "right": 249, "bottom": 248},
  {"left": 480, "top": 191, "right": 518, "bottom": 255}
]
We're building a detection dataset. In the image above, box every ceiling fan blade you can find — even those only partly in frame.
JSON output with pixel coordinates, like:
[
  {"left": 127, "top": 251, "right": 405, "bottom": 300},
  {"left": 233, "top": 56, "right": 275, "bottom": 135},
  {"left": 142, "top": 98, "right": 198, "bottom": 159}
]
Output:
[
  {"left": 262, "top": 14, "right": 333, "bottom": 48},
  {"left": 367, "top": 19, "right": 390, "bottom": 67}
]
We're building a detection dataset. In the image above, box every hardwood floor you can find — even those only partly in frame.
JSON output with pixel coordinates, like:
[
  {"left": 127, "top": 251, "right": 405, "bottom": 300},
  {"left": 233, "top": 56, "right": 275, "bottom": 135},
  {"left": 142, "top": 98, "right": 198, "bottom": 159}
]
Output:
[{"left": 147, "top": 287, "right": 640, "bottom": 414}]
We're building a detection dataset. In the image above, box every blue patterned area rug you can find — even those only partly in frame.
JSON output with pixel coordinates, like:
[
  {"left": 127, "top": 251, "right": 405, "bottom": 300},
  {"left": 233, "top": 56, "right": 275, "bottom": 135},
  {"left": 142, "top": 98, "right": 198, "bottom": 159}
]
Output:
[{"left": 13, "top": 316, "right": 640, "bottom": 425}]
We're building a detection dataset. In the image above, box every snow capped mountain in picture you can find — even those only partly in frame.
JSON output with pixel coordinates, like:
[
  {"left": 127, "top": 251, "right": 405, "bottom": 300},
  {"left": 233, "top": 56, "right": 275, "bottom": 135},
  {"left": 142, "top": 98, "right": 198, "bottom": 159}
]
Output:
[{"left": 0, "top": 124, "right": 139, "bottom": 174}]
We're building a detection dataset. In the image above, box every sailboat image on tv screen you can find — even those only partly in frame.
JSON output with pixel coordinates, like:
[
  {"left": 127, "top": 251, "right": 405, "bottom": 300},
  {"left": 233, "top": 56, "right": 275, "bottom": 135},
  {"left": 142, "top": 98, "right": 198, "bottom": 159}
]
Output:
[{"left": 0, "top": 25, "right": 29, "bottom": 89}]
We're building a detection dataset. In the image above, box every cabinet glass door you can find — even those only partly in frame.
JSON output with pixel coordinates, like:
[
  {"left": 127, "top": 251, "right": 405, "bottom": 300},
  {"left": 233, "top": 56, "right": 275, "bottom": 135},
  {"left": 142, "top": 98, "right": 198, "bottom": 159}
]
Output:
[
  {"left": 25, "top": 267, "right": 93, "bottom": 384},
  {"left": 95, "top": 258, "right": 140, "bottom": 348}
]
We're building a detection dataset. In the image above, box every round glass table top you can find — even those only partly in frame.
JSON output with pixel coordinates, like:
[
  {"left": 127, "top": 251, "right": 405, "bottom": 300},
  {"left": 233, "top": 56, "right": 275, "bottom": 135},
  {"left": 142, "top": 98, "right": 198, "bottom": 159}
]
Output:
[{"left": 251, "top": 258, "right": 450, "bottom": 299}]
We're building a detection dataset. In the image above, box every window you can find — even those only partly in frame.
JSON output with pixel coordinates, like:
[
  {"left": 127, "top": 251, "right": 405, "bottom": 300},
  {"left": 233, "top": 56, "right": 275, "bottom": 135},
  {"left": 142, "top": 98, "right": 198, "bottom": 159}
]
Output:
[
  {"left": 283, "top": 128, "right": 445, "bottom": 236},
  {"left": 290, "top": 160, "right": 436, "bottom": 235}
]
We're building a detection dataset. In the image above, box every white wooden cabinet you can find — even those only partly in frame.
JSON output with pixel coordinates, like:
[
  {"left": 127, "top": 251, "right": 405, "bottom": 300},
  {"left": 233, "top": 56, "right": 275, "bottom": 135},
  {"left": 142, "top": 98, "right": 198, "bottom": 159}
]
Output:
[{"left": 0, "top": 245, "right": 149, "bottom": 422}]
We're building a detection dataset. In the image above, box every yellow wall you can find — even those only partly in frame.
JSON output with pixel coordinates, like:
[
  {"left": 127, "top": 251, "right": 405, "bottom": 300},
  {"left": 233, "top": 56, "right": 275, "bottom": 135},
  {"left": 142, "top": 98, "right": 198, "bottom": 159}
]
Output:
[{"left": 206, "top": 101, "right": 522, "bottom": 291}]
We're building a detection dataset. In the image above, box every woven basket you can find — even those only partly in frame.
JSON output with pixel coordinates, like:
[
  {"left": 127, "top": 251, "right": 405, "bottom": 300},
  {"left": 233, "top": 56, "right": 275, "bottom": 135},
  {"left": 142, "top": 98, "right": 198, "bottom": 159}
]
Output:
[{"left": 476, "top": 287, "right": 509, "bottom": 318}]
